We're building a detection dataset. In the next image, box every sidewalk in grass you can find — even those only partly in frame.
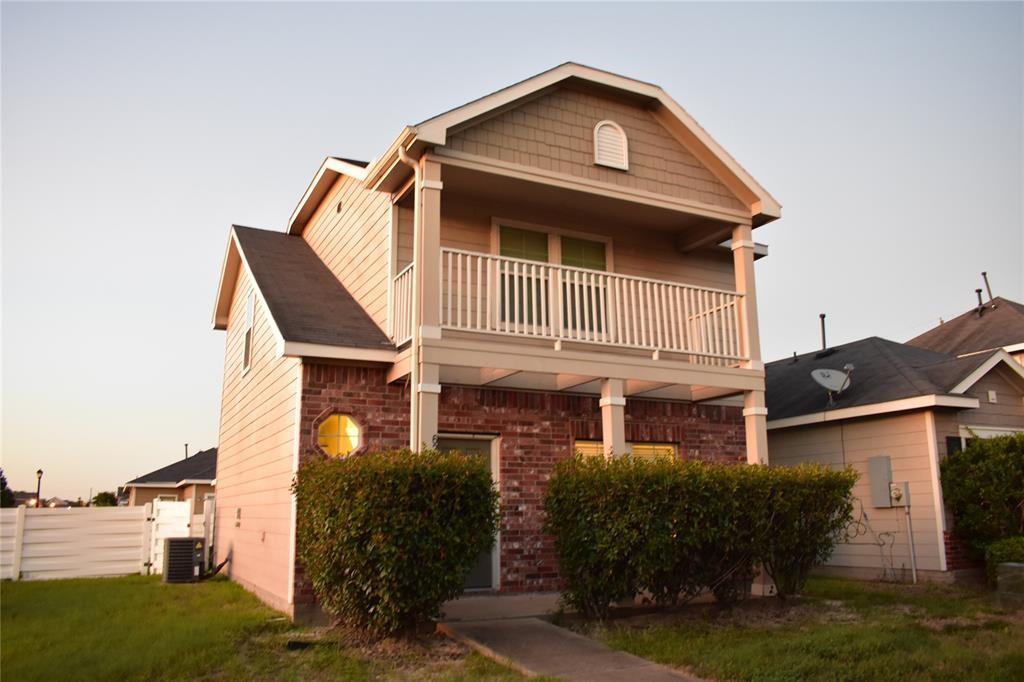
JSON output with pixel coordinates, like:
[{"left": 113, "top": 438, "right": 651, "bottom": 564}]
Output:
[{"left": 439, "top": 594, "right": 699, "bottom": 681}]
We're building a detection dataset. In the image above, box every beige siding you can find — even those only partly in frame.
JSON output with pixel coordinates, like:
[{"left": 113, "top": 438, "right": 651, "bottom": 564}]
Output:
[
  {"left": 770, "top": 411, "right": 945, "bottom": 575},
  {"left": 128, "top": 487, "right": 178, "bottom": 507},
  {"left": 957, "top": 367, "right": 1024, "bottom": 430},
  {"left": 446, "top": 86, "right": 745, "bottom": 212},
  {"left": 439, "top": 194, "right": 736, "bottom": 291},
  {"left": 301, "top": 174, "right": 393, "bottom": 332},
  {"left": 215, "top": 265, "right": 301, "bottom": 615},
  {"left": 396, "top": 205, "right": 414, "bottom": 271},
  {"left": 182, "top": 483, "right": 215, "bottom": 515}
]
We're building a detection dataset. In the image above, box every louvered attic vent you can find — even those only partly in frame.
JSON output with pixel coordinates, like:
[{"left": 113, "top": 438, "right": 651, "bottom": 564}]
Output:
[{"left": 593, "top": 120, "right": 628, "bottom": 170}]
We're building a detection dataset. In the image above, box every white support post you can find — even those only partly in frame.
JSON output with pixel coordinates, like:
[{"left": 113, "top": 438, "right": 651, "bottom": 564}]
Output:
[
  {"left": 11, "top": 505, "right": 26, "bottom": 581},
  {"left": 140, "top": 502, "right": 153, "bottom": 575},
  {"left": 600, "top": 378, "right": 627, "bottom": 458}
]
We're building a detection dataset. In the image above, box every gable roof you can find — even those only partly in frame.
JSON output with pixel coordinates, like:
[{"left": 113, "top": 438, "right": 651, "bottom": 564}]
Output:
[
  {"left": 765, "top": 337, "right": 1024, "bottom": 427},
  {"left": 126, "top": 448, "right": 217, "bottom": 487},
  {"left": 356, "top": 63, "right": 780, "bottom": 224},
  {"left": 212, "top": 226, "right": 395, "bottom": 361},
  {"left": 907, "top": 296, "right": 1024, "bottom": 357}
]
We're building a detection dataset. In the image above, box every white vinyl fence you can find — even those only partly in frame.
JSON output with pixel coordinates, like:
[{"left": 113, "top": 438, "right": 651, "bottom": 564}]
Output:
[{"left": 0, "top": 499, "right": 215, "bottom": 581}]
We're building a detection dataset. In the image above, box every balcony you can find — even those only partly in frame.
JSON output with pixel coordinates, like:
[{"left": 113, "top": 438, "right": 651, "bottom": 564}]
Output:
[{"left": 392, "top": 248, "right": 746, "bottom": 366}]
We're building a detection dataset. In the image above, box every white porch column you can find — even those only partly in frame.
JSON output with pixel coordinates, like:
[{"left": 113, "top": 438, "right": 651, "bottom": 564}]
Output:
[
  {"left": 732, "top": 224, "right": 768, "bottom": 465},
  {"left": 600, "top": 378, "right": 627, "bottom": 458},
  {"left": 409, "top": 156, "right": 442, "bottom": 451},
  {"left": 416, "top": 362, "right": 440, "bottom": 450},
  {"left": 743, "top": 391, "right": 769, "bottom": 465}
]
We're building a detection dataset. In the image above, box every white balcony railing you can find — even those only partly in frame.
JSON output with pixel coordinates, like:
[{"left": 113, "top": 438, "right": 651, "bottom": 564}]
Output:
[
  {"left": 390, "top": 263, "right": 414, "bottom": 346},
  {"left": 440, "top": 248, "right": 746, "bottom": 365}
]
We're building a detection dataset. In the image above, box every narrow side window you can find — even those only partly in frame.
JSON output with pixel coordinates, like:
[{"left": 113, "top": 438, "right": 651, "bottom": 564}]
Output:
[{"left": 242, "top": 291, "right": 255, "bottom": 373}]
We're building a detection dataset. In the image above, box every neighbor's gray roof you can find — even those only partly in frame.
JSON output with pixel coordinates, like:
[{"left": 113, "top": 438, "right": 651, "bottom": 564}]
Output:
[
  {"left": 126, "top": 448, "right": 217, "bottom": 486},
  {"left": 765, "top": 337, "right": 994, "bottom": 422},
  {"left": 233, "top": 226, "right": 394, "bottom": 351},
  {"left": 908, "top": 296, "right": 1024, "bottom": 356}
]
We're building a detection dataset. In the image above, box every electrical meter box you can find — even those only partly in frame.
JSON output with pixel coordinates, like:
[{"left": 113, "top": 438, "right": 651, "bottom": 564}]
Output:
[{"left": 868, "top": 455, "right": 893, "bottom": 508}]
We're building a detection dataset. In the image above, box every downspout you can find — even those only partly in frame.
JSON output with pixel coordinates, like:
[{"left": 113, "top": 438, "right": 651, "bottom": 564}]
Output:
[{"left": 397, "top": 146, "right": 421, "bottom": 451}]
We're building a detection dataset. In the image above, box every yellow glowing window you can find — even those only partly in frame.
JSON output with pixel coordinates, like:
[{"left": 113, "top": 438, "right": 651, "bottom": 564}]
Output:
[
  {"left": 629, "top": 443, "right": 677, "bottom": 461},
  {"left": 317, "top": 414, "right": 361, "bottom": 457},
  {"left": 574, "top": 440, "right": 676, "bottom": 460},
  {"left": 574, "top": 440, "right": 605, "bottom": 457}
]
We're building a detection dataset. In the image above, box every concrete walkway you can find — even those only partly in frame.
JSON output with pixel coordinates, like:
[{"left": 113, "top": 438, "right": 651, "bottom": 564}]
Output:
[{"left": 439, "top": 617, "right": 696, "bottom": 681}]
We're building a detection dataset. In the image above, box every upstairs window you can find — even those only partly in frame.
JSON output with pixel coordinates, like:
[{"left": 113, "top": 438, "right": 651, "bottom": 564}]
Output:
[
  {"left": 593, "top": 120, "right": 628, "bottom": 171},
  {"left": 242, "top": 291, "right": 255, "bottom": 373}
]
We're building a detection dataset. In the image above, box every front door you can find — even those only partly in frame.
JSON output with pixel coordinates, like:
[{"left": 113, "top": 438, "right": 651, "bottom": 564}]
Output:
[{"left": 436, "top": 436, "right": 496, "bottom": 590}]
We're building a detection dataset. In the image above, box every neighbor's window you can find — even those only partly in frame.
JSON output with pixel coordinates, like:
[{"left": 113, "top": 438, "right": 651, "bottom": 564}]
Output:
[
  {"left": 593, "top": 120, "right": 628, "bottom": 170},
  {"left": 242, "top": 290, "right": 255, "bottom": 373},
  {"left": 561, "top": 236, "right": 607, "bottom": 271},
  {"left": 575, "top": 440, "right": 677, "bottom": 460},
  {"left": 499, "top": 226, "right": 549, "bottom": 262},
  {"left": 318, "top": 414, "right": 362, "bottom": 457}
]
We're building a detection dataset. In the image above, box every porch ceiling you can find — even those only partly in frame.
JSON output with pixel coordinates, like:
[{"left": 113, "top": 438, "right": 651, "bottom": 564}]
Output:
[
  {"left": 435, "top": 365, "right": 741, "bottom": 402},
  {"left": 438, "top": 162, "right": 740, "bottom": 244}
]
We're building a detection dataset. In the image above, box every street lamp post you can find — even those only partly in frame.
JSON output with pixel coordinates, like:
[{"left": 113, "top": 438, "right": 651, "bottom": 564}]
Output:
[{"left": 35, "top": 469, "right": 43, "bottom": 508}]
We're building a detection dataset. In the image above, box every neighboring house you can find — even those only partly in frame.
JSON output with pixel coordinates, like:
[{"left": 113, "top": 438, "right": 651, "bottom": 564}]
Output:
[
  {"left": 123, "top": 447, "right": 217, "bottom": 514},
  {"left": 211, "top": 63, "right": 781, "bottom": 619},
  {"left": 766, "top": 337, "right": 1024, "bottom": 581},
  {"left": 908, "top": 295, "right": 1024, "bottom": 368}
]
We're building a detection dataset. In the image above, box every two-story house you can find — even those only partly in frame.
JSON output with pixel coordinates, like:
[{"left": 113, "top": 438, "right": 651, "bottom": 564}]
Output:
[{"left": 211, "top": 63, "right": 781, "bottom": 619}]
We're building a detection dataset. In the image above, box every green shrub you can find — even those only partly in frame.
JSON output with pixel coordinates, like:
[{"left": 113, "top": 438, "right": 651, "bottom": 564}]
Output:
[
  {"left": 760, "top": 465, "right": 858, "bottom": 599},
  {"left": 941, "top": 434, "right": 1024, "bottom": 556},
  {"left": 985, "top": 536, "right": 1024, "bottom": 587},
  {"left": 293, "top": 449, "right": 499, "bottom": 635},
  {"left": 544, "top": 457, "right": 857, "bottom": 617},
  {"left": 543, "top": 456, "right": 657, "bottom": 619}
]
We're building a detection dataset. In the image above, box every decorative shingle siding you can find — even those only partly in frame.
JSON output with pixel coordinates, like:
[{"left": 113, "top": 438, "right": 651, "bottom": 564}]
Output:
[
  {"left": 446, "top": 87, "right": 746, "bottom": 212},
  {"left": 292, "top": 363, "right": 745, "bottom": 601}
]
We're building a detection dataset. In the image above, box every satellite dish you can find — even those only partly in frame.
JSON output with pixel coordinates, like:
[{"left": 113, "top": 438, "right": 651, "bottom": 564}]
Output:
[{"left": 811, "top": 368, "right": 852, "bottom": 394}]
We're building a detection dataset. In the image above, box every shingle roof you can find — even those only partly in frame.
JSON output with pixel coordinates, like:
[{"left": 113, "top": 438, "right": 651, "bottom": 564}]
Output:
[
  {"left": 907, "top": 296, "right": 1024, "bottom": 356},
  {"left": 126, "top": 448, "right": 217, "bottom": 486},
  {"left": 765, "top": 337, "right": 994, "bottom": 422},
  {"left": 233, "top": 226, "right": 394, "bottom": 351}
]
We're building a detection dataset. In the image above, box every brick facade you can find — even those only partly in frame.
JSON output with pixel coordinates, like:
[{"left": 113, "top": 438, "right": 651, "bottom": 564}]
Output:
[
  {"left": 943, "top": 531, "right": 982, "bottom": 571},
  {"left": 294, "top": 362, "right": 745, "bottom": 603}
]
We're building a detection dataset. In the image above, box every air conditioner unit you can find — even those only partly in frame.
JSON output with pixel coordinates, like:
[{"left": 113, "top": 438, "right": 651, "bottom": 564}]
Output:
[{"left": 163, "top": 537, "right": 205, "bottom": 583}]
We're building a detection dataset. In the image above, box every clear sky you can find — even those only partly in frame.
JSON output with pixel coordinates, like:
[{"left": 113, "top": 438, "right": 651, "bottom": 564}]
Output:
[{"left": 2, "top": 2, "right": 1021, "bottom": 499}]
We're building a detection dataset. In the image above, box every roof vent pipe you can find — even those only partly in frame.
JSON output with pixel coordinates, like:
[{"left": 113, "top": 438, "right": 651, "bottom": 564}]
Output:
[
  {"left": 975, "top": 289, "right": 984, "bottom": 316},
  {"left": 981, "top": 272, "right": 993, "bottom": 302},
  {"left": 819, "top": 313, "right": 827, "bottom": 350}
]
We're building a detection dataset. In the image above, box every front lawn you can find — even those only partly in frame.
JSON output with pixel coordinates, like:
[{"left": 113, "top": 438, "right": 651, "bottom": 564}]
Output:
[
  {"left": 1, "top": 575, "right": 521, "bottom": 681},
  {"left": 591, "top": 577, "right": 1024, "bottom": 681}
]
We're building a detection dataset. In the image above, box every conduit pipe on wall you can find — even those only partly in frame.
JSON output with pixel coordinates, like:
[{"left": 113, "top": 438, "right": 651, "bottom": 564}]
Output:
[{"left": 397, "top": 145, "right": 421, "bottom": 451}]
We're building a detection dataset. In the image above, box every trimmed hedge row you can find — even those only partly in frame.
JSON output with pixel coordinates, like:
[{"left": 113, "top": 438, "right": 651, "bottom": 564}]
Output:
[
  {"left": 294, "top": 449, "right": 499, "bottom": 635},
  {"left": 941, "top": 433, "right": 1024, "bottom": 558},
  {"left": 544, "top": 457, "right": 857, "bottom": 619}
]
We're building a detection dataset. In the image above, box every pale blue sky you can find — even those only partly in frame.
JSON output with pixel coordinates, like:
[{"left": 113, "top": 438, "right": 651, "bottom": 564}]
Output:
[{"left": 2, "top": 2, "right": 1021, "bottom": 498}]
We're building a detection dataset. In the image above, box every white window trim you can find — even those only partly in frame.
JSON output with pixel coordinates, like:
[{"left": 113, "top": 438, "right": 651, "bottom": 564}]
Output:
[
  {"left": 593, "top": 120, "right": 629, "bottom": 171},
  {"left": 489, "top": 217, "right": 614, "bottom": 272}
]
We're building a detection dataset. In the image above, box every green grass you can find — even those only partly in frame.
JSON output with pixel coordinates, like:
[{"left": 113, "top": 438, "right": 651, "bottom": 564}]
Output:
[
  {"left": 596, "top": 577, "right": 1024, "bottom": 682},
  {"left": 1, "top": 575, "right": 523, "bottom": 681}
]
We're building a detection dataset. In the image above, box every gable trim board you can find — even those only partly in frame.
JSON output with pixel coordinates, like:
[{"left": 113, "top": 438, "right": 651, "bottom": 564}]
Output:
[
  {"left": 352, "top": 63, "right": 778, "bottom": 224},
  {"left": 289, "top": 157, "right": 372, "bottom": 234},
  {"left": 766, "top": 395, "right": 980, "bottom": 430},
  {"left": 949, "top": 349, "right": 1024, "bottom": 394}
]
